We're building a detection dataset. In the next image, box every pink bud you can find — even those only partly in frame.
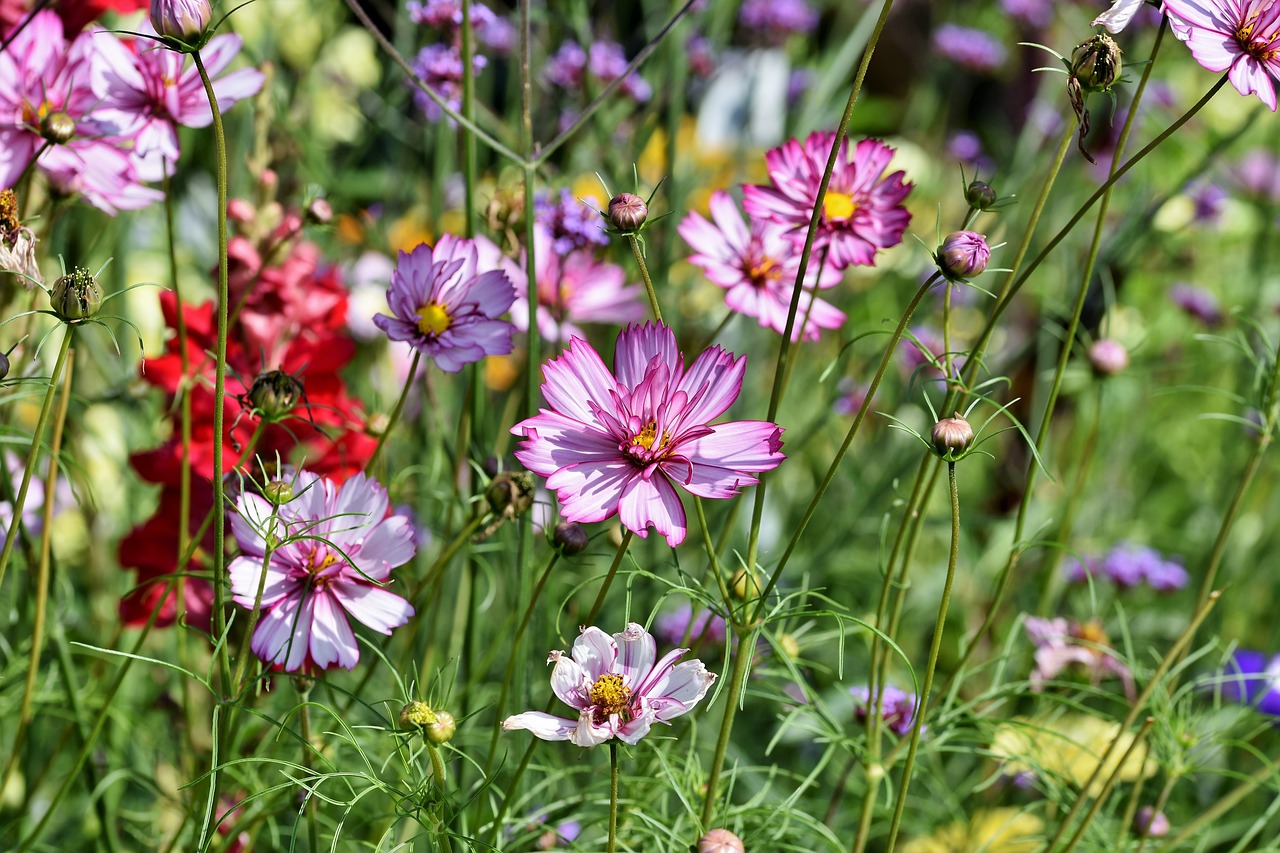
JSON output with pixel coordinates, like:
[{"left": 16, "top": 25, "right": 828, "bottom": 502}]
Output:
[
  {"left": 698, "top": 828, "right": 745, "bottom": 853},
  {"left": 1088, "top": 338, "right": 1129, "bottom": 376},
  {"left": 150, "top": 0, "right": 211, "bottom": 42},
  {"left": 937, "top": 230, "right": 990, "bottom": 281}
]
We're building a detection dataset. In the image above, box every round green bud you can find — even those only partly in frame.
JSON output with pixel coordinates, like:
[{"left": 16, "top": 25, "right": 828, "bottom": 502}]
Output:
[{"left": 50, "top": 267, "right": 103, "bottom": 322}]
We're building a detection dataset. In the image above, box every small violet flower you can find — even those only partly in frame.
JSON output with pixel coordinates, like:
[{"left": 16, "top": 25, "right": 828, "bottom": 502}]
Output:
[
  {"left": 1220, "top": 649, "right": 1280, "bottom": 715},
  {"left": 679, "top": 190, "right": 845, "bottom": 342},
  {"left": 1169, "top": 282, "right": 1224, "bottom": 326},
  {"left": 850, "top": 684, "right": 920, "bottom": 736},
  {"left": 409, "top": 43, "right": 487, "bottom": 122},
  {"left": 1163, "top": 0, "right": 1280, "bottom": 110},
  {"left": 373, "top": 235, "right": 516, "bottom": 373},
  {"left": 503, "top": 622, "right": 717, "bottom": 746},
  {"left": 512, "top": 322, "right": 786, "bottom": 546},
  {"left": 743, "top": 131, "right": 912, "bottom": 271},
  {"left": 931, "top": 24, "right": 1007, "bottom": 74},
  {"left": 228, "top": 471, "right": 417, "bottom": 672},
  {"left": 150, "top": 0, "right": 211, "bottom": 43}
]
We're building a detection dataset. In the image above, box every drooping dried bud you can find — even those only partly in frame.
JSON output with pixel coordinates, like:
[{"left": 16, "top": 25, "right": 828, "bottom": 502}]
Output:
[
  {"left": 150, "top": 0, "right": 212, "bottom": 44},
  {"left": 486, "top": 471, "right": 535, "bottom": 519},
  {"left": 263, "top": 480, "right": 294, "bottom": 505},
  {"left": 40, "top": 111, "right": 76, "bottom": 145},
  {"left": 1071, "top": 34, "right": 1123, "bottom": 93},
  {"left": 553, "top": 521, "right": 589, "bottom": 556},
  {"left": 698, "top": 828, "right": 745, "bottom": 853},
  {"left": 1087, "top": 338, "right": 1129, "bottom": 376},
  {"left": 425, "top": 710, "right": 456, "bottom": 744},
  {"left": 965, "top": 180, "right": 998, "bottom": 211},
  {"left": 930, "top": 413, "right": 974, "bottom": 458},
  {"left": 731, "top": 567, "right": 762, "bottom": 601},
  {"left": 247, "top": 370, "right": 303, "bottom": 419},
  {"left": 1135, "top": 807, "right": 1170, "bottom": 838},
  {"left": 49, "top": 267, "right": 103, "bottom": 322},
  {"left": 936, "top": 231, "right": 990, "bottom": 282},
  {"left": 607, "top": 193, "right": 648, "bottom": 232}
]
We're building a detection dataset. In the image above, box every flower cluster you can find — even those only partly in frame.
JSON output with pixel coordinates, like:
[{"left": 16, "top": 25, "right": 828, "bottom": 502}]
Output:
[
  {"left": 503, "top": 623, "right": 716, "bottom": 746},
  {"left": 0, "top": 10, "right": 260, "bottom": 213},
  {"left": 228, "top": 471, "right": 416, "bottom": 672},
  {"left": 544, "top": 40, "right": 653, "bottom": 104},
  {"left": 1024, "top": 616, "right": 1135, "bottom": 698},
  {"left": 1063, "top": 542, "right": 1189, "bottom": 592},
  {"left": 512, "top": 323, "right": 786, "bottom": 546},
  {"left": 534, "top": 188, "right": 610, "bottom": 255}
]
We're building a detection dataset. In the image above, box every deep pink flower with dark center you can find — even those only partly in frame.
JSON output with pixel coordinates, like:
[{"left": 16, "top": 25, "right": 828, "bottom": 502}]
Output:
[
  {"left": 512, "top": 322, "right": 785, "bottom": 546},
  {"left": 679, "top": 190, "right": 844, "bottom": 341},
  {"left": 228, "top": 471, "right": 416, "bottom": 672},
  {"left": 502, "top": 622, "right": 716, "bottom": 746},
  {"left": 742, "top": 132, "right": 912, "bottom": 271},
  {"left": 1163, "top": 0, "right": 1280, "bottom": 110},
  {"left": 91, "top": 27, "right": 265, "bottom": 180}
]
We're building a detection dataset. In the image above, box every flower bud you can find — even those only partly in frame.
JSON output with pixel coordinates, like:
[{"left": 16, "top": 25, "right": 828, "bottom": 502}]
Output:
[
  {"left": 965, "top": 180, "right": 997, "bottom": 211},
  {"left": 49, "top": 266, "right": 103, "bottom": 322},
  {"left": 486, "top": 471, "right": 535, "bottom": 518},
  {"left": 607, "top": 193, "right": 648, "bottom": 232},
  {"left": 731, "top": 567, "right": 762, "bottom": 600},
  {"left": 263, "top": 480, "right": 294, "bottom": 505},
  {"left": 1087, "top": 338, "right": 1129, "bottom": 376},
  {"left": 306, "top": 198, "right": 333, "bottom": 225},
  {"left": 931, "top": 413, "right": 974, "bottom": 458},
  {"left": 937, "top": 231, "right": 990, "bottom": 282},
  {"left": 553, "top": 521, "right": 589, "bottom": 556},
  {"left": 425, "top": 710, "right": 456, "bottom": 744},
  {"left": 0, "top": 350, "right": 9, "bottom": 381},
  {"left": 1135, "top": 807, "right": 1169, "bottom": 838},
  {"left": 151, "top": 0, "right": 211, "bottom": 43},
  {"left": 698, "top": 828, "right": 745, "bottom": 853},
  {"left": 399, "top": 700, "right": 435, "bottom": 729},
  {"left": 40, "top": 111, "right": 76, "bottom": 145},
  {"left": 247, "top": 370, "right": 303, "bottom": 419},
  {"left": 1071, "top": 34, "right": 1122, "bottom": 93}
]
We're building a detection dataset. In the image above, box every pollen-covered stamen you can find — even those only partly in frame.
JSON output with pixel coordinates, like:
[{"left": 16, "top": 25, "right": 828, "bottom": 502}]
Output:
[
  {"left": 746, "top": 253, "right": 783, "bottom": 287},
  {"left": 627, "top": 420, "right": 673, "bottom": 462},
  {"left": 416, "top": 302, "right": 452, "bottom": 336},
  {"left": 589, "top": 673, "right": 631, "bottom": 722},
  {"left": 1237, "top": 9, "right": 1280, "bottom": 59},
  {"left": 304, "top": 546, "right": 341, "bottom": 584},
  {"left": 822, "top": 191, "right": 857, "bottom": 222}
]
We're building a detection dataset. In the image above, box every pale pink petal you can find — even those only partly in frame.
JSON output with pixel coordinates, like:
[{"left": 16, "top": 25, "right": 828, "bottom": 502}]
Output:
[
  {"left": 330, "top": 581, "right": 414, "bottom": 634},
  {"left": 614, "top": 622, "right": 656, "bottom": 686},
  {"left": 537, "top": 336, "right": 620, "bottom": 424},
  {"left": 677, "top": 347, "right": 744, "bottom": 425},
  {"left": 617, "top": 473, "right": 687, "bottom": 546},
  {"left": 647, "top": 660, "right": 717, "bottom": 722},
  {"left": 572, "top": 626, "right": 619, "bottom": 680},
  {"left": 503, "top": 711, "right": 578, "bottom": 741},
  {"left": 309, "top": 591, "right": 359, "bottom": 669},
  {"left": 614, "top": 323, "right": 680, "bottom": 390},
  {"left": 228, "top": 557, "right": 296, "bottom": 609},
  {"left": 548, "top": 649, "right": 591, "bottom": 710},
  {"left": 230, "top": 492, "right": 276, "bottom": 554},
  {"left": 350, "top": 515, "right": 417, "bottom": 579},
  {"left": 570, "top": 712, "right": 615, "bottom": 747},
  {"left": 512, "top": 410, "right": 619, "bottom": 477},
  {"left": 545, "top": 461, "right": 637, "bottom": 523}
]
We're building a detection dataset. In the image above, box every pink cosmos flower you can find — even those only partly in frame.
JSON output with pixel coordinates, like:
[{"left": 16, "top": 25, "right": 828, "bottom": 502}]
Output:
[
  {"left": 91, "top": 27, "right": 265, "bottom": 180},
  {"left": 1024, "top": 616, "right": 1135, "bottom": 700},
  {"left": 502, "top": 622, "right": 716, "bottom": 746},
  {"left": 478, "top": 224, "right": 646, "bottom": 343},
  {"left": 679, "top": 190, "right": 844, "bottom": 341},
  {"left": 373, "top": 235, "right": 516, "bottom": 373},
  {"left": 0, "top": 12, "right": 161, "bottom": 213},
  {"left": 743, "top": 132, "right": 912, "bottom": 270},
  {"left": 1163, "top": 0, "right": 1280, "bottom": 110},
  {"left": 228, "top": 471, "right": 417, "bottom": 672},
  {"left": 512, "top": 323, "right": 786, "bottom": 546}
]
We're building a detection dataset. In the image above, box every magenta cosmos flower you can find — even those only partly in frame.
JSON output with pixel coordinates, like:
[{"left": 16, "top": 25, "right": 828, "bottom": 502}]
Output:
[
  {"left": 679, "top": 190, "right": 844, "bottom": 341},
  {"left": 91, "top": 27, "right": 265, "bottom": 181},
  {"left": 1163, "top": 0, "right": 1280, "bottom": 110},
  {"left": 742, "top": 132, "right": 912, "bottom": 271},
  {"left": 503, "top": 622, "right": 716, "bottom": 746},
  {"left": 228, "top": 471, "right": 417, "bottom": 672},
  {"left": 374, "top": 235, "right": 516, "bottom": 372},
  {"left": 512, "top": 323, "right": 785, "bottom": 546}
]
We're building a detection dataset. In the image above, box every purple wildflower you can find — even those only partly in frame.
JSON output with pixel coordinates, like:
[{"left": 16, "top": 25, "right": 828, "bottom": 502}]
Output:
[
  {"left": 739, "top": 0, "right": 820, "bottom": 44},
  {"left": 502, "top": 622, "right": 717, "bottom": 746},
  {"left": 1001, "top": 0, "right": 1053, "bottom": 28},
  {"left": 655, "top": 604, "right": 728, "bottom": 648},
  {"left": 1188, "top": 180, "right": 1229, "bottom": 226},
  {"left": 850, "top": 684, "right": 919, "bottom": 736},
  {"left": 931, "top": 24, "right": 1007, "bottom": 75},
  {"left": 833, "top": 378, "right": 869, "bottom": 416},
  {"left": 373, "top": 235, "right": 516, "bottom": 373},
  {"left": 409, "top": 43, "right": 486, "bottom": 122},
  {"left": 534, "top": 188, "right": 609, "bottom": 255},
  {"left": 227, "top": 471, "right": 417, "bottom": 672},
  {"left": 1220, "top": 649, "right": 1280, "bottom": 715},
  {"left": 545, "top": 40, "right": 651, "bottom": 102},
  {"left": 511, "top": 323, "right": 786, "bottom": 546},
  {"left": 1025, "top": 616, "right": 1135, "bottom": 699},
  {"left": 1232, "top": 149, "right": 1280, "bottom": 203},
  {"left": 1169, "top": 282, "right": 1224, "bottom": 326}
]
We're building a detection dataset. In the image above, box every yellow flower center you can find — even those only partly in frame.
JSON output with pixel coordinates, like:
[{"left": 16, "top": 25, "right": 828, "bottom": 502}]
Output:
[
  {"left": 747, "top": 257, "right": 782, "bottom": 286},
  {"left": 822, "top": 192, "right": 856, "bottom": 222},
  {"left": 590, "top": 673, "right": 631, "bottom": 718},
  {"left": 632, "top": 422, "right": 658, "bottom": 451},
  {"left": 416, "top": 302, "right": 452, "bottom": 336},
  {"left": 306, "top": 549, "right": 339, "bottom": 575}
]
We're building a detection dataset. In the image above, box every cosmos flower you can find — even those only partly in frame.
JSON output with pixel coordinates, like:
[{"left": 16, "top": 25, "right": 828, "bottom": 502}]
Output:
[
  {"left": 679, "top": 190, "right": 844, "bottom": 341},
  {"left": 1163, "top": 0, "right": 1280, "bottom": 110},
  {"left": 850, "top": 683, "right": 920, "bottom": 736},
  {"left": 228, "top": 471, "right": 417, "bottom": 672},
  {"left": 90, "top": 26, "right": 265, "bottom": 180},
  {"left": 1024, "top": 616, "right": 1135, "bottom": 699},
  {"left": 742, "top": 132, "right": 912, "bottom": 271},
  {"left": 374, "top": 235, "right": 516, "bottom": 373},
  {"left": 502, "top": 622, "right": 716, "bottom": 746},
  {"left": 511, "top": 322, "right": 785, "bottom": 546}
]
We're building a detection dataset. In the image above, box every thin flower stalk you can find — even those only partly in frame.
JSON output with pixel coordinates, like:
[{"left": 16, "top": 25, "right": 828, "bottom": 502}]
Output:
[
  {"left": 228, "top": 504, "right": 282, "bottom": 695},
  {"left": 365, "top": 350, "right": 422, "bottom": 474},
  {"left": 608, "top": 741, "right": 620, "bottom": 853},
  {"left": 1057, "top": 717, "right": 1156, "bottom": 853},
  {"left": 1151, "top": 762, "right": 1280, "bottom": 853},
  {"left": 628, "top": 233, "right": 662, "bottom": 322},
  {"left": 700, "top": 620, "right": 756, "bottom": 828},
  {"left": 0, "top": 349, "right": 73, "bottom": 799},
  {"left": 883, "top": 460, "right": 962, "bottom": 853},
  {"left": 0, "top": 327, "right": 72, "bottom": 591},
  {"left": 426, "top": 738, "right": 455, "bottom": 853}
]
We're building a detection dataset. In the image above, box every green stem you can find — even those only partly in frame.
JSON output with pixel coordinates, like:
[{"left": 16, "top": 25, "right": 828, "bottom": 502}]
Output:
[
  {"left": 0, "top": 348, "right": 73, "bottom": 797},
  {"left": 0, "top": 326, "right": 71, "bottom": 591},
  {"left": 1056, "top": 718, "right": 1155, "bottom": 853},
  {"left": 229, "top": 513, "right": 281, "bottom": 695},
  {"left": 300, "top": 697, "right": 318, "bottom": 853},
  {"left": 700, "top": 621, "right": 755, "bottom": 828},
  {"left": 1150, "top": 761, "right": 1279, "bottom": 853},
  {"left": 608, "top": 741, "right": 620, "bottom": 853},
  {"left": 883, "top": 461, "right": 961, "bottom": 853},
  {"left": 365, "top": 350, "right": 421, "bottom": 474},
  {"left": 426, "top": 740, "right": 456, "bottom": 853},
  {"left": 627, "top": 234, "right": 662, "bottom": 322}
]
